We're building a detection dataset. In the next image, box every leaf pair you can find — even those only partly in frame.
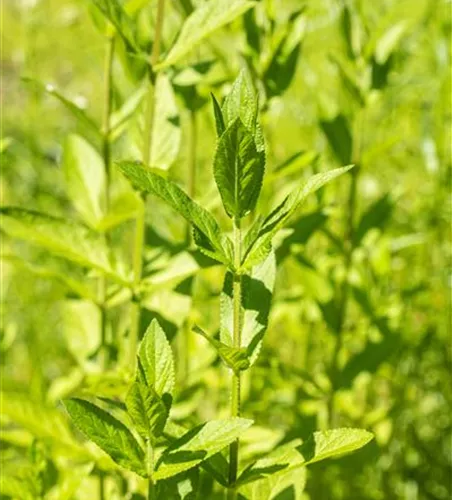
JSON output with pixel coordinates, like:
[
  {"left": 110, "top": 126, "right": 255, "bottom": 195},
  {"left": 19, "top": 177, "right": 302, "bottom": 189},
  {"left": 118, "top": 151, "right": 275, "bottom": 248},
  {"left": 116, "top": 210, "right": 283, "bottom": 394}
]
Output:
[{"left": 64, "top": 320, "right": 253, "bottom": 481}]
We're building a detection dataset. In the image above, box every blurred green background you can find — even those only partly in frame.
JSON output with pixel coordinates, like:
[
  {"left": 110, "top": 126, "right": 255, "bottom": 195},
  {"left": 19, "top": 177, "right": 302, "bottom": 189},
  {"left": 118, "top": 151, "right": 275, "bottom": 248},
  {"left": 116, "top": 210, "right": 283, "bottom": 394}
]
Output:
[{"left": 1, "top": 0, "right": 451, "bottom": 499}]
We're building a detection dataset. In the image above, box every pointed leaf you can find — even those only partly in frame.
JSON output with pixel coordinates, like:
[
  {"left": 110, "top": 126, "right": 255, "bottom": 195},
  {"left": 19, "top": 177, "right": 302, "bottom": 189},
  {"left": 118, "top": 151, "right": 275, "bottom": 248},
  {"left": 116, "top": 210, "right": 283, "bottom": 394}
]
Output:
[
  {"left": 153, "top": 418, "right": 253, "bottom": 480},
  {"left": 193, "top": 325, "right": 250, "bottom": 373},
  {"left": 139, "top": 319, "right": 175, "bottom": 398},
  {"left": 242, "top": 166, "right": 353, "bottom": 269},
  {"left": 62, "top": 134, "right": 106, "bottom": 227},
  {"left": 238, "top": 428, "right": 373, "bottom": 486},
  {"left": 118, "top": 161, "right": 233, "bottom": 266},
  {"left": 126, "top": 360, "right": 170, "bottom": 441},
  {"left": 320, "top": 114, "right": 353, "bottom": 165},
  {"left": 21, "top": 77, "right": 100, "bottom": 139},
  {"left": 213, "top": 118, "right": 264, "bottom": 218},
  {"left": 157, "top": 0, "right": 256, "bottom": 69},
  {"left": 263, "top": 9, "right": 306, "bottom": 98},
  {"left": 220, "top": 251, "right": 276, "bottom": 365},
  {"left": 0, "top": 208, "right": 129, "bottom": 284},
  {"left": 211, "top": 93, "right": 226, "bottom": 137},
  {"left": 64, "top": 398, "right": 146, "bottom": 477}
]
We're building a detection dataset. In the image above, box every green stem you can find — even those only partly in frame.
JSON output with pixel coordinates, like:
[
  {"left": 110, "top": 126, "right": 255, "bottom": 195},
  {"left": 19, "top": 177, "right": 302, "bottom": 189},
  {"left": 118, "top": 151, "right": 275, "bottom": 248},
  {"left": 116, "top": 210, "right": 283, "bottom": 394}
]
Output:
[
  {"left": 98, "top": 35, "right": 115, "bottom": 370},
  {"left": 228, "top": 218, "right": 242, "bottom": 498},
  {"left": 99, "top": 471, "right": 105, "bottom": 500},
  {"left": 147, "top": 439, "right": 156, "bottom": 500},
  {"left": 327, "top": 108, "right": 364, "bottom": 426},
  {"left": 128, "top": 0, "right": 166, "bottom": 369}
]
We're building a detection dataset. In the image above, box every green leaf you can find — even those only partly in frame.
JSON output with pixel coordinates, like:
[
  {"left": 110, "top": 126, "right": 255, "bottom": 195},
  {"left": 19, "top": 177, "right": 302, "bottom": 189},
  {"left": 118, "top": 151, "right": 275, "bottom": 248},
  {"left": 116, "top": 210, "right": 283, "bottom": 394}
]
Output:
[
  {"left": 110, "top": 85, "right": 147, "bottom": 141},
  {"left": 92, "top": 0, "right": 139, "bottom": 52},
  {"left": 213, "top": 118, "right": 264, "bottom": 218},
  {"left": 374, "top": 21, "right": 408, "bottom": 64},
  {"left": 21, "top": 77, "right": 100, "bottom": 139},
  {"left": 297, "top": 428, "right": 374, "bottom": 465},
  {"left": 146, "top": 74, "right": 181, "bottom": 170},
  {"left": 153, "top": 418, "right": 253, "bottom": 480},
  {"left": 238, "top": 428, "right": 373, "bottom": 486},
  {"left": 0, "top": 392, "right": 85, "bottom": 457},
  {"left": 320, "top": 114, "right": 353, "bottom": 165},
  {"left": 157, "top": 0, "right": 256, "bottom": 69},
  {"left": 126, "top": 360, "right": 170, "bottom": 441},
  {"left": 220, "top": 251, "right": 276, "bottom": 365},
  {"left": 138, "top": 319, "right": 175, "bottom": 398},
  {"left": 0, "top": 475, "right": 35, "bottom": 500},
  {"left": 193, "top": 325, "right": 250, "bottom": 373},
  {"left": 353, "top": 193, "right": 393, "bottom": 245},
  {"left": 0, "top": 208, "right": 130, "bottom": 284},
  {"left": 211, "top": 93, "right": 226, "bottom": 137},
  {"left": 62, "top": 134, "right": 106, "bottom": 228},
  {"left": 263, "top": 9, "right": 306, "bottom": 98},
  {"left": 242, "top": 166, "right": 353, "bottom": 269},
  {"left": 64, "top": 398, "right": 146, "bottom": 477},
  {"left": 221, "top": 70, "right": 265, "bottom": 154},
  {"left": 118, "top": 161, "right": 233, "bottom": 266},
  {"left": 1, "top": 252, "right": 97, "bottom": 301}
]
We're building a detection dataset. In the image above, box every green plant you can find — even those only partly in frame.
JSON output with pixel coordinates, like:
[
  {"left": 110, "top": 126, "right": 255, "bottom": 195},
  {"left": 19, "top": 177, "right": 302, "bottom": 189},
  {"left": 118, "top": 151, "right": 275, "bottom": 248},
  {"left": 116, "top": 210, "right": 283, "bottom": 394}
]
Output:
[{"left": 116, "top": 69, "right": 373, "bottom": 498}]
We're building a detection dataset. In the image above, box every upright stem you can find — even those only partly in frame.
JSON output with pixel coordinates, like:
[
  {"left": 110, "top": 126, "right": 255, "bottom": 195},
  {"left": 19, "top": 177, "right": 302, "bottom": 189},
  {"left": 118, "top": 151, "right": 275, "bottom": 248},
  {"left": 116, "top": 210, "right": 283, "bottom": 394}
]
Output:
[
  {"left": 98, "top": 35, "right": 115, "bottom": 370},
  {"left": 147, "top": 439, "right": 156, "bottom": 500},
  {"left": 177, "top": 109, "right": 198, "bottom": 387},
  {"left": 128, "top": 0, "right": 166, "bottom": 369},
  {"left": 327, "top": 109, "right": 364, "bottom": 426},
  {"left": 228, "top": 218, "right": 242, "bottom": 498},
  {"left": 99, "top": 471, "right": 105, "bottom": 500}
]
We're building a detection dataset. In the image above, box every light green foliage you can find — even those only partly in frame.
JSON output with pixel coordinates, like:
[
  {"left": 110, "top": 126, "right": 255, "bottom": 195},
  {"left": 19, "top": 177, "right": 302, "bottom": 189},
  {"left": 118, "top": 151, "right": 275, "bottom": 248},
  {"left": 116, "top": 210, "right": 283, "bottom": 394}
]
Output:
[
  {"left": 158, "top": 0, "right": 256, "bottom": 68},
  {"left": 238, "top": 428, "right": 373, "bottom": 487},
  {"left": 92, "top": 0, "right": 138, "bottom": 51},
  {"left": 220, "top": 250, "right": 276, "bottom": 364},
  {"left": 241, "top": 166, "right": 354, "bottom": 269},
  {"left": 153, "top": 418, "right": 253, "bottom": 480},
  {"left": 147, "top": 74, "right": 181, "bottom": 170},
  {"left": 62, "top": 134, "right": 106, "bottom": 227},
  {"left": 0, "top": 208, "right": 129, "bottom": 284},
  {"left": 64, "top": 398, "right": 147, "bottom": 477},
  {"left": 118, "top": 160, "right": 233, "bottom": 265},
  {"left": 126, "top": 320, "right": 174, "bottom": 440},
  {"left": 2, "top": 0, "right": 447, "bottom": 498}
]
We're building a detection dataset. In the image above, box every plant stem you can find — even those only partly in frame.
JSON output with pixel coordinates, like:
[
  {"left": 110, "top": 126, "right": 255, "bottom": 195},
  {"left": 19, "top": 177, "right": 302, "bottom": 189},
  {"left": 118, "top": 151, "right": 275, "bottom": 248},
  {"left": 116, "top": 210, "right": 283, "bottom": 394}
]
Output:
[
  {"left": 147, "top": 439, "right": 156, "bottom": 500},
  {"left": 327, "top": 109, "right": 364, "bottom": 426},
  {"left": 99, "top": 471, "right": 105, "bottom": 500},
  {"left": 98, "top": 35, "right": 115, "bottom": 370},
  {"left": 128, "top": 0, "right": 166, "bottom": 369},
  {"left": 177, "top": 109, "right": 198, "bottom": 387},
  {"left": 228, "top": 218, "right": 242, "bottom": 498}
]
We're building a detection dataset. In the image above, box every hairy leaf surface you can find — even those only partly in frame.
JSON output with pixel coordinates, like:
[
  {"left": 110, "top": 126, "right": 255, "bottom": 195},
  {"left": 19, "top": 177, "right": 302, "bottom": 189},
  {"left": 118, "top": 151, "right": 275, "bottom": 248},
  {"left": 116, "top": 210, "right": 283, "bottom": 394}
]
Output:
[{"left": 64, "top": 398, "right": 146, "bottom": 477}]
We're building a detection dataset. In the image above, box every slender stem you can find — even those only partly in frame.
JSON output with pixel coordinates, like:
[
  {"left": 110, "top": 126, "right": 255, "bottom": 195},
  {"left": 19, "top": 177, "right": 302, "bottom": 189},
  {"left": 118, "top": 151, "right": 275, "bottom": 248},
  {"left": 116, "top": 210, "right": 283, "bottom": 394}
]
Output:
[
  {"left": 99, "top": 471, "right": 105, "bottom": 500},
  {"left": 185, "top": 109, "right": 197, "bottom": 242},
  {"left": 128, "top": 0, "right": 166, "bottom": 369},
  {"left": 327, "top": 108, "right": 364, "bottom": 426},
  {"left": 98, "top": 35, "right": 115, "bottom": 370},
  {"left": 228, "top": 218, "right": 242, "bottom": 498},
  {"left": 147, "top": 439, "right": 156, "bottom": 500},
  {"left": 177, "top": 109, "right": 198, "bottom": 387}
]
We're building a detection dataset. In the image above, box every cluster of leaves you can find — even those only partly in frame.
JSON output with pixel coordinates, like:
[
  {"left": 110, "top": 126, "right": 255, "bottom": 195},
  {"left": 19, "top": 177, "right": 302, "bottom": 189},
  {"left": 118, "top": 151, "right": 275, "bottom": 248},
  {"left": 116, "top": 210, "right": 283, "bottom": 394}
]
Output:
[{"left": 1, "top": 0, "right": 450, "bottom": 499}]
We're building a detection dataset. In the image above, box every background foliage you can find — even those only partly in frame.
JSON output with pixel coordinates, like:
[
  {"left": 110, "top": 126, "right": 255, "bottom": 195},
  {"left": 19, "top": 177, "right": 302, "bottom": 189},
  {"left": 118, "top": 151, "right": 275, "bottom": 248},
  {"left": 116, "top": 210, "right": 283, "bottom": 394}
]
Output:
[{"left": 1, "top": 0, "right": 451, "bottom": 499}]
